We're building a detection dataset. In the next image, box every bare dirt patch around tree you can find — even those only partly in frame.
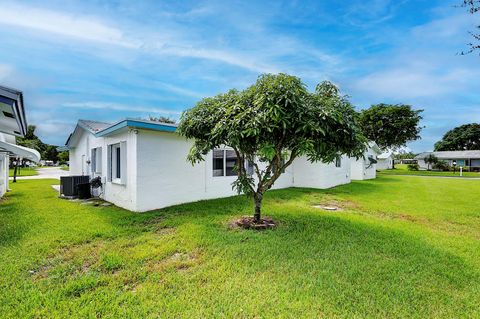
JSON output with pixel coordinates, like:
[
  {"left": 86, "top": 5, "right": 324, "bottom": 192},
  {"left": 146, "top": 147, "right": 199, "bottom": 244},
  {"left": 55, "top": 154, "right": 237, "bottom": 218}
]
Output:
[{"left": 230, "top": 216, "right": 277, "bottom": 230}]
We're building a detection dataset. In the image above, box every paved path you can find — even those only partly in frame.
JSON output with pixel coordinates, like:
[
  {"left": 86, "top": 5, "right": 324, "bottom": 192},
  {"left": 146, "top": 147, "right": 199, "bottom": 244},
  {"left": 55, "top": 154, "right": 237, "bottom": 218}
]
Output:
[
  {"left": 10, "top": 167, "right": 69, "bottom": 180},
  {"left": 383, "top": 174, "right": 480, "bottom": 180}
]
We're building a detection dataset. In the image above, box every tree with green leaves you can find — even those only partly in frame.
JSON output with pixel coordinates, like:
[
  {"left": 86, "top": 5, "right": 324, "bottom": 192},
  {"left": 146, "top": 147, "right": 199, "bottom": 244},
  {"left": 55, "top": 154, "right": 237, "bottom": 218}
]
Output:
[
  {"left": 424, "top": 154, "right": 439, "bottom": 171},
  {"left": 16, "top": 125, "right": 45, "bottom": 154},
  {"left": 434, "top": 123, "right": 480, "bottom": 151},
  {"left": 43, "top": 145, "right": 59, "bottom": 162},
  {"left": 394, "top": 151, "right": 417, "bottom": 160},
  {"left": 359, "top": 104, "right": 423, "bottom": 151},
  {"left": 16, "top": 125, "right": 62, "bottom": 162},
  {"left": 58, "top": 151, "right": 69, "bottom": 165},
  {"left": 178, "top": 74, "right": 366, "bottom": 223},
  {"left": 149, "top": 116, "right": 176, "bottom": 124}
]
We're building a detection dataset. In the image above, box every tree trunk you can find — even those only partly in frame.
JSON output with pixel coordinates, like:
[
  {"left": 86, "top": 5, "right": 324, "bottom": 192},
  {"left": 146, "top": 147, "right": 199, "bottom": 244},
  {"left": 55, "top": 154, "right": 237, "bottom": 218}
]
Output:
[
  {"left": 13, "top": 158, "right": 18, "bottom": 183},
  {"left": 253, "top": 193, "right": 263, "bottom": 223}
]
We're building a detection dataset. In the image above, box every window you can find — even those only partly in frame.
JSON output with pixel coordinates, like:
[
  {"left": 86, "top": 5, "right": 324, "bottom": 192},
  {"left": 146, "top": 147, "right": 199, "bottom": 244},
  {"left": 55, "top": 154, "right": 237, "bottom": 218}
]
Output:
[
  {"left": 272, "top": 158, "right": 286, "bottom": 174},
  {"left": 115, "top": 146, "right": 121, "bottom": 179},
  {"left": 246, "top": 160, "right": 254, "bottom": 176},
  {"left": 213, "top": 149, "right": 224, "bottom": 176},
  {"left": 225, "top": 150, "right": 237, "bottom": 176},
  {"left": 108, "top": 142, "right": 126, "bottom": 184},
  {"left": 335, "top": 156, "right": 342, "bottom": 168},
  {"left": 91, "top": 147, "right": 102, "bottom": 174},
  {"left": 212, "top": 149, "right": 239, "bottom": 177}
]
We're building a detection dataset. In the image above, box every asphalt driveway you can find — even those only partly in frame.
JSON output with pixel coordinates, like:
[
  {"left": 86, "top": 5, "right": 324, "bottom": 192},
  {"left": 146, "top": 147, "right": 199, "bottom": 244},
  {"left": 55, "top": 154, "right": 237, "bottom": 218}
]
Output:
[{"left": 10, "top": 167, "right": 69, "bottom": 180}]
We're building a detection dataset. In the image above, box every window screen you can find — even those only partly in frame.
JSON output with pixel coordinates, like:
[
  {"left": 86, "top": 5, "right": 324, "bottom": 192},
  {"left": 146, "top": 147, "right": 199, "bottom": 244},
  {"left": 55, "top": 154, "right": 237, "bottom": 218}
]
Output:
[
  {"left": 246, "top": 160, "right": 254, "bottom": 176},
  {"left": 115, "top": 146, "right": 121, "bottom": 178},
  {"left": 212, "top": 149, "right": 238, "bottom": 177},
  {"left": 91, "top": 148, "right": 97, "bottom": 173},
  {"left": 335, "top": 156, "right": 342, "bottom": 168},
  {"left": 225, "top": 150, "right": 237, "bottom": 176},
  {"left": 213, "top": 149, "right": 224, "bottom": 176}
]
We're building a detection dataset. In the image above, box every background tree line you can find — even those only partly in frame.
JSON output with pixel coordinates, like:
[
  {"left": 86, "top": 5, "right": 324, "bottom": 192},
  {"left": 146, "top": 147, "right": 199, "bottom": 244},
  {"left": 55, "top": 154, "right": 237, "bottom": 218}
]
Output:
[{"left": 16, "top": 125, "right": 68, "bottom": 164}]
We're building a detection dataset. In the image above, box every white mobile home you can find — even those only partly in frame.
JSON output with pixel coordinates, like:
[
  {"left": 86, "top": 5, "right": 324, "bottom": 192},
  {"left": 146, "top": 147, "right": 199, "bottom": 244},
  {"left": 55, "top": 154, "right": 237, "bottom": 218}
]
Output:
[
  {"left": 415, "top": 151, "right": 480, "bottom": 171},
  {"left": 350, "top": 142, "right": 381, "bottom": 180},
  {"left": 377, "top": 151, "right": 394, "bottom": 170},
  {"left": 66, "top": 119, "right": 353, "bottom": 212},
  {"left": 0, "top": 86, "right": 40, "bottom": 197}
]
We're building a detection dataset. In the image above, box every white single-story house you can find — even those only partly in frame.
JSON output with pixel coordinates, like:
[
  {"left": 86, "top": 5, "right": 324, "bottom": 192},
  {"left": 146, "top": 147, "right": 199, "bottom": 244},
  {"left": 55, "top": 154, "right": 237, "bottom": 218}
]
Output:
[
  {"left": 0, "top": 86, "right": 41, "bottom": 196},
  {"left": 415, "top": 151, "right": 480, "bottom": 171},
  {"left": 376, "top": 151, "right": 394, "bottom": 170},
  {"left": 66, "top": 118, "right": 355, "bottom": 212},
  {"left": 350, "top": 142, "right": 381, "bottom": 180}
]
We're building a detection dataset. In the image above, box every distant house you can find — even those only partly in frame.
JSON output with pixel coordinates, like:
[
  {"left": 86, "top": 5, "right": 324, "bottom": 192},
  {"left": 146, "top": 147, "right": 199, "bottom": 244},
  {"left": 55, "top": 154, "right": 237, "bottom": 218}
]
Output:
[
  {"left": 65, "top": 118, "right": 356, "bottom": 212},
  {"left": 415, "top": 151, "right": 480, "bottom": 171},
  {"left": 0, "top": 86, "right": 41, "bottom": 196},
  {"left": 350, "top": 142, "right": 381, "bottom": 180},
  {"left": 377, "top": 151, "right": 394, "bottom": 170}
]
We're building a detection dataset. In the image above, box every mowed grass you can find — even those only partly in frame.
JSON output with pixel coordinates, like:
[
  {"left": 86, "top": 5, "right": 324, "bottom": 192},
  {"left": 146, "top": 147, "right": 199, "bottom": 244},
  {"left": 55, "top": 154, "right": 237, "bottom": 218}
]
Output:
[
  {"left": 379, "top": 164, "right": 480, "bottom": 178},
  {"left": 8, "top": 167, "right": 38, "bottom": 177},
  {"left": 1, "top": 177, "right": 480, "bottom": 318}
]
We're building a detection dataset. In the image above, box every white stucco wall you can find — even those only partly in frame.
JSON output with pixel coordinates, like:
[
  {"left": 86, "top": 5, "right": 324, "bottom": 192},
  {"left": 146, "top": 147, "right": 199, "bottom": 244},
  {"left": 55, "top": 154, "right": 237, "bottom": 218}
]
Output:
[
  {"left": 69, "top": 127, "right": 356, "bottom": 212},
  {"left": 293, "top": 155, "right": 351, "bottom": 189},
  {"left": 0, "top": 153, "right": 8, "bottom": 197},
  {"left": 377, "top": 157, "right": 393, "bottom": 170},
  {"left": 136, "top": 130, "right": 213, "bottom": 212},
  {"left": 102, "top": 129, "right": 137, "bottom": 211},
  {"left": 0, "top": 133, "right": 15, "bottom": 197},
  {"left": 350, "top": 148, "right": 377, "bottom": 180},
  {"left": 68, "top": 127, "right": 138, "bottom": 211}
]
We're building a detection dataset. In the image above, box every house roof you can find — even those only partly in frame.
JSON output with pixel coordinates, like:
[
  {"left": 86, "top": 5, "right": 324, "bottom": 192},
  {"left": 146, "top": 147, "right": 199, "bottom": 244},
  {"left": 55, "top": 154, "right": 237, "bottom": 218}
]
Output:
[
  {"left": 368, "top": 142, "right": 382, "bottom": 154},
  {"left": 65, "top": 118, "right": 178, "bottom": 148},
  {"left": 415, "top": 150, "right": 480, "bottom": 160},
  {"left": 378, "top": 151, "right": 393, "bottom": 159},
  {"left": 0, "top": 85, "right": 27, "bottom": 136},
  {"left": 95, "top": 118, "right": 177, "bottom": 137},
  {"left": 78, "top": 119, "right": 111, "bottom": 134}
]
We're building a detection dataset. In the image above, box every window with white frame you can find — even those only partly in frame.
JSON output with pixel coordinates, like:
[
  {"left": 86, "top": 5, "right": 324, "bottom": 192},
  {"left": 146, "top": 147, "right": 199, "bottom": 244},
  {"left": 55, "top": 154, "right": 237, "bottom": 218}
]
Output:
[
  {"left": 91, "top": 147, "right": 102, "bottom": 174},
  {"left": 335, "top": 156, "right": 342, "bottom": 168},
  {"left": 108, "top": 142, "right": 126, "bottom": 184},
  {"left": 213, "top": 149, "right": 243, "bottom": 177}
]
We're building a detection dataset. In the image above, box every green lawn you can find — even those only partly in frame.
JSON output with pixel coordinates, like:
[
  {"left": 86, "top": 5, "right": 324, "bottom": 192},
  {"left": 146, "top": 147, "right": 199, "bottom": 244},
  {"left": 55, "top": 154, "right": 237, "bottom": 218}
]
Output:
[
  {"left": 8, "top": 167, "right": 38, "bottom": 177},
  {"left": 379, "top": 163, "right": 480, "bottom": 178},
  {"left": 1, "top": 177, "right": 480, "bottom": 318}
]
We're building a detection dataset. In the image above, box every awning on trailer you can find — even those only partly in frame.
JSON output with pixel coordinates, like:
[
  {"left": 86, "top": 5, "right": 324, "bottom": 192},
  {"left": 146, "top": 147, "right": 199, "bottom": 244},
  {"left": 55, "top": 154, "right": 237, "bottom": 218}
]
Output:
[{"left": 0, "top": 140, "right": 40, "bottom": 162}]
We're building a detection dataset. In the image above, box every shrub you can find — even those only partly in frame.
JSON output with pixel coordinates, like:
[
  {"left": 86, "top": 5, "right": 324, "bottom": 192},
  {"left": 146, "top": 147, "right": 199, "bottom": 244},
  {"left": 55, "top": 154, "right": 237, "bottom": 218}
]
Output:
[
  {"left": 433, "top": 160, "right": 450, "bottom": 171},
  {"left": 407, "top": 163, "right": 419, "bottom": 171}
]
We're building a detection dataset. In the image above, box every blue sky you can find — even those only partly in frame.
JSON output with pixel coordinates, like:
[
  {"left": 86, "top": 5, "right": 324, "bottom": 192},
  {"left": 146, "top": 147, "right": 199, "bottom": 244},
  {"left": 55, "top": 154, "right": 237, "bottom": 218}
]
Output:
[{"left": 0, "top": 0, "right": 479, "bottom": 151}]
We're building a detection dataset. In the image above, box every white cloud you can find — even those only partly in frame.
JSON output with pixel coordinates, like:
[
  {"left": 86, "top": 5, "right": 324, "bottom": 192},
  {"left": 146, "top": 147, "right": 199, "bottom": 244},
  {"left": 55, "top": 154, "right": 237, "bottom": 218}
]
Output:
[
  {"left": 353, "top": 67, "right": 476, "bottom": 99},
  {"left": 0, "top": 3, "right": 275, "bottom": 73},
  {"left": 150, "top": 81, "right": 205, "bottom": 99},
  {"left": 350, "top": 11, "right": 480, "bottom": 100},
  {"left": 0, "top": 3, "right": 140, "bottom": 48},
  {"left": 62, "top": 101, "right": 182, "bottom": 116},
  {"left": 0, "top": 2, "right": 335, "bottom": 75}
]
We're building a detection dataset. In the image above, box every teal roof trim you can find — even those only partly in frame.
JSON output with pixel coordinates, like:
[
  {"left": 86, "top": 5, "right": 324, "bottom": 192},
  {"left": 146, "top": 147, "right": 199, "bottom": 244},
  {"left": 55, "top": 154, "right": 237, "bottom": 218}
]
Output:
[{"left": 94, "top": 119, "right": 177, "bottom": 137}]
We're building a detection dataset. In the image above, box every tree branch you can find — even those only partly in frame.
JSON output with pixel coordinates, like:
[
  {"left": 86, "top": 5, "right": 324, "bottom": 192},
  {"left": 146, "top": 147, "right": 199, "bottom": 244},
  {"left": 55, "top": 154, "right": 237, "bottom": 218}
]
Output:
[{"left": 233, "top": 148, "right": 255, "bottom": 194}]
